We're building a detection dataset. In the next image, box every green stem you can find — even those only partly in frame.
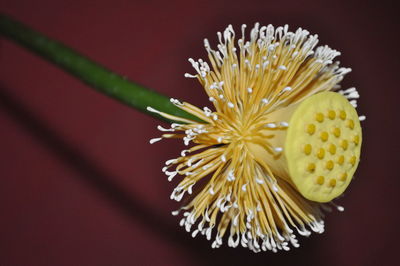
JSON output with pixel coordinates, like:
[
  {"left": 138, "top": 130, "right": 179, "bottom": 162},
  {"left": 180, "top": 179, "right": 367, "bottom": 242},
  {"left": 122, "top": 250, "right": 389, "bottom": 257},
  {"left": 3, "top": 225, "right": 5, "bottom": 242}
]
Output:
[{"left": 0, "top": 13, "right": 202, "bottom": 123}]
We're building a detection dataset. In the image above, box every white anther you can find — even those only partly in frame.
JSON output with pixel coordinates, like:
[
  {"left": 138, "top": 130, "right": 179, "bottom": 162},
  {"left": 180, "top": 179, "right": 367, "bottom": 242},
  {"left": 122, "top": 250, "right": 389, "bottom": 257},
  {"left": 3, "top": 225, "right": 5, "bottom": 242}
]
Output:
[
  {"left": 167, "top": 171, "right": 177, "bottom": 182},
  {"left": 359, "top": 115, "right": 366, "bottom": 121},
  {"left": 146, "top": 106, "right": 160, "bottom": 114},
  {"left": 217, "top": 136, "right": 223, "bottom": 143},
  {"left": 179, "top": 218, "right": 185, "bottom": 226},
  {"left": 149, "top": 138, "right": 162, "bottom": 144},
  {"left": 209, "top": 97, "right": 216, "bottom": 102},
  {"left": 181, "top": 150, "right": 189, "bottom": 157},
  {"left": 187, "top": 183, "right": 195, "bottom": 194},
  {"left": 206, "top": 227, "right": 213, "bottom": 240},
  {"left": 192, "top": 159, "right": 203, "bottom": 168},
  {"left": 165, "top": 159, "right": 177, "bottom": 165},
  {"left": 227, "top": 102, "right": 234, "bottom": 108},
  {"left": 171, "top": 123, "right": 181, "bottom": 129},
  {"left": 157, "top": 125, "right": 174, "bottom": 132},
  {"left": 242, "top": 183, "right": 247, "bottom": 192},
  {"left": 274, "top": 147, "right": 283, "bottom": 152},
  {"left": 209, "top": 187, "right": 215, "bottom": 195},
  {"left": 266, "top": 123, "right": 277, "bottom": 128},
  {"left": 279, "top": 65, "right": 287, "bottom": 70},
  {"left": 227, "top": 170, "right": 235, "bottom": 181},
  {"left": 350, "top": 100, "right": 358, "bottom": 108},
  {"left": 184, "top": 73, "right": 197, "bottom": 78},
  {"left": 203, "top": 107, "right": 212, "bottom": 116},
  {"left": 280, "top": 121, "right": 289, "bottom": 127},
  {"left": 170, "top": 98, "right": 183, "bottom": 106},
  {"left": 233, "top": 214, "right": 239, "bottom": 226},
  {"left": 247, "top": 88, "right": 253, "bottom": 93},
  {"left": 221, "top": 155, "right": 226, "bottom": 162},
  {"left": 255, "top": 177, "right": 264, "bottom": 184},
  {"left": 261, "top": 98, "right": 269, "bottom": 104},
  {"left": 202, "top": 163, "right": 212, "bottom": 170},
  {"left": 191, "top": 229, "right": 199, "bottom": 238}
]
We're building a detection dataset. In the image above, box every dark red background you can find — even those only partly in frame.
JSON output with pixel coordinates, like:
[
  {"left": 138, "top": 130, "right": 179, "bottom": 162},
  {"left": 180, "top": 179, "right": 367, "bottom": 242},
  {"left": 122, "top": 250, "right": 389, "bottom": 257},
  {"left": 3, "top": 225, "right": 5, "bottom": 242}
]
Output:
[{"left": 0, "top": 0, "right": 399, "bottom": 265}]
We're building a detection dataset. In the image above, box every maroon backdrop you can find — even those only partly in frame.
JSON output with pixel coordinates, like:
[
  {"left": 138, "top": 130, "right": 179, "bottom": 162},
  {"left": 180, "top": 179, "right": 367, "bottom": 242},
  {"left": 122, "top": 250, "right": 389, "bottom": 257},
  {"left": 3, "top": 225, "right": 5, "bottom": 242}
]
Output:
[{"left": 0, "top": 0, "right": 399, "bottom": 265}]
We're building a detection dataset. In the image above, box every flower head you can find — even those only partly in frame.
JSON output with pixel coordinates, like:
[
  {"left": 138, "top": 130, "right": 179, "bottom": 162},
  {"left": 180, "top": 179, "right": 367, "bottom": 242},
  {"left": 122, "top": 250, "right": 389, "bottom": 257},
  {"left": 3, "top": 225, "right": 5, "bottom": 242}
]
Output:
[{"left": 149, "top": 23, "right": 363, "bottom": 252}]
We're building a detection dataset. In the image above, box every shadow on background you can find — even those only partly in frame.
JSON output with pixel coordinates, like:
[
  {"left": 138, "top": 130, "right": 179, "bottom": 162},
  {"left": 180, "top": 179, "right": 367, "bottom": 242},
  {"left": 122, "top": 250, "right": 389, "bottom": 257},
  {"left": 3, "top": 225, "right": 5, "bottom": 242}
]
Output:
[{"left": 0, "top": 85, "right": 318, "bottom": 265}]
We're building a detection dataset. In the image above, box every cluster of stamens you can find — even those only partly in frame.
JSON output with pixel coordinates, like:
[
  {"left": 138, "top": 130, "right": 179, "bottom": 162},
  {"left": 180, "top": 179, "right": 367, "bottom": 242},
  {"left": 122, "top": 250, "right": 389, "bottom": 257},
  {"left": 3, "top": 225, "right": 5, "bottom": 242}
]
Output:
[{"left": 148, "top": 23, "right": 364, "bottom": 252}]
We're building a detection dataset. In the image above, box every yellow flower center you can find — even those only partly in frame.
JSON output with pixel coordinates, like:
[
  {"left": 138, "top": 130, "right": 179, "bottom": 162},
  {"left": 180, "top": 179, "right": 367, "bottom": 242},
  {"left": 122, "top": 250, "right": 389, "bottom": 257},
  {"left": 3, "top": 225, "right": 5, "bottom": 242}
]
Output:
[{"left": 245, "top": 91, "right": 362, "bottom": 202}]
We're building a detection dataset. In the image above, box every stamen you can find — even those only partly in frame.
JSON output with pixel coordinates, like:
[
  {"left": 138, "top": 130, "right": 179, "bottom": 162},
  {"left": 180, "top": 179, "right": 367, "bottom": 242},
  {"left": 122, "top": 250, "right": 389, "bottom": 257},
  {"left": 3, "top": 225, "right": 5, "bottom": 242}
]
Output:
[
  {"left": 221, "top": 155, "right": 227, "bottom": 162},
  {"left": 184, "top": 73, "right": 197, "bottom": 78},
  {"left": 266, "top": 123, "right": 277, "bottom": 128},
  {"left": 157, "top": 23, "right": 361, "bottom": 253},
  {"left": 280, "top": 122, "right": 289, "bottom": 127},
  {"left": 157, "top": 125, "right": 174, "bottom": 132},
  {"left": 149, "top": 138, "right": 162, "bottom": 144}
]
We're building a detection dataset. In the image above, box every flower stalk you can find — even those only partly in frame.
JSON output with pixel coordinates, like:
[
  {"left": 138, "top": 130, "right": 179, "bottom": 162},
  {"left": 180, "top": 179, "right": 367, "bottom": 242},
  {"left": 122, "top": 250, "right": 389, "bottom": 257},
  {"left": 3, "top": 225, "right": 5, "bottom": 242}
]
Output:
[{"left": 0, "top": 13, "right": 202, "bottom": 123}]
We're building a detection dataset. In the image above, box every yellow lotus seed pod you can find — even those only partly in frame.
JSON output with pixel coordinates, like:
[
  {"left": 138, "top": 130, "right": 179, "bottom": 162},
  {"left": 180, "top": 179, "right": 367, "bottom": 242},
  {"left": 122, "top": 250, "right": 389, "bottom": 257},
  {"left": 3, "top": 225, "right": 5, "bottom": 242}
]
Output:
[{"left": 248, "top": 91, "right": 362, "bottom": 203}]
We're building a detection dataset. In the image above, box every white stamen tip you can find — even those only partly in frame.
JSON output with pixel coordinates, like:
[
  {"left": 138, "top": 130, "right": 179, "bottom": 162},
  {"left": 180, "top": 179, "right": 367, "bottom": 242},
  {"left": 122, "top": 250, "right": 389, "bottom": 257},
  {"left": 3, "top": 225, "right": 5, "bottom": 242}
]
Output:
[
  {"left": 149, "top": 138, "right": 162, "bottom": 144},
  {"left": 181, "top": 150, "right": 189, "bottom": 157},
  {"left": 209, "top": 187, "right": 215, "bottom": 195},
  {"left": 359, "top": 115, "right": 366, "bottom": 121},
  {"left": 221, "top": 155, "right": 227, "bottom": 162},
  {"left": 261, "top": 98, "right": 269, "bottom": 104},
  {"left": 247, "top": 88, "right": 253, "bottom": 93},
  {"left": 255, "top": 177, "right": 264, "bottom": 184},
  {"left": 227, "top": 102, "right": 234, "bottom": 108},
  {"left": 280, "top": 121, "right": 289, "bottom": 127},
  {"left": 266, "top": 123, "right": 277, "bottom": 128},
  {"left": 157, "top": 125, "right": 174, "bottom": 132},
  {"left": 282, "top": 86, "right": 292, "bottom": 92},
  {"left": 184, "top": 73, "right": 197, "bottom": 78},
  {"left": 146, "top": 106, "right": 159, "bottom": 113},
  {"left": 274, "top": 147, "right": 283, "bottom": 152}
]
